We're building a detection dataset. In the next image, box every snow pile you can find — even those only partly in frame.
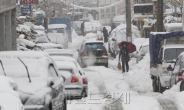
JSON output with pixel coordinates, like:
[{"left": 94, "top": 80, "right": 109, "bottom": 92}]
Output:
[
  {"left": 0, "top": 76, "right": 23, "bottom": 110},
  {"left": 133, "top": 38, "right": 149, "bottom": 50}
]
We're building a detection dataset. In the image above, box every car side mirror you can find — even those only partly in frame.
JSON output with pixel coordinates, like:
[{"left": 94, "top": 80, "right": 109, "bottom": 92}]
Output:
[
  {"left": 47, "top": 78, "right": 55, "bottom": 87},
  {"left": 49, "top": 81, "right": 54, "bottom": 87},
  {"left": 112, "top": 38, "right": 116, "bottom": 41},
  {"left": 167, "top": 65, "right": 173, "bottom": 71}
]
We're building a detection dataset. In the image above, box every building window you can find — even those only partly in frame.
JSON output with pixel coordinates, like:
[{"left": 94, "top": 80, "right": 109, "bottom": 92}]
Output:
[
  {"left": 101, "top": 9, "right": 105, "bottom": 19},
  {"left": 106, "top": 8, "right": 110, "bottom": 18},
  {"left": 111, "top": 6, "right": 116, "bottom": 17}
]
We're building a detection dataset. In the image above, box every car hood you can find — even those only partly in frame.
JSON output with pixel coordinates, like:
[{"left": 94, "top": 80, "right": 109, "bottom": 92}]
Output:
[{"left": 13, "top": 77, "right": 47, "bottom": 95}]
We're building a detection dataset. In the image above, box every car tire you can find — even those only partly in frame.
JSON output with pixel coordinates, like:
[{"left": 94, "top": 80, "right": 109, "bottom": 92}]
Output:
[
  {"left": 180, "top": 81, "right": 184, "bottom": 91},
  {"left": 158, "top": 79, "right": 166, "bottom": 93},
  {"left": 152, "top": 77, "right": 158, "bottom": 92}
]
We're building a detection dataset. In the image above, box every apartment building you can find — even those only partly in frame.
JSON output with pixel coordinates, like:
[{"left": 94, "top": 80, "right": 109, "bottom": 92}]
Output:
[{"left": 98, "top": 0, "right": 118, "bottom": 25}]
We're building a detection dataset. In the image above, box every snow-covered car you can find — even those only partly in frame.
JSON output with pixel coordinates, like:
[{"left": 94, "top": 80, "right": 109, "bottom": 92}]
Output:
[
  {"left": 134, "top": 41, "right": 149, "bottom": 63},
  {"left": 169, "top": 52, "right": 184, "bottom": 91},
  {"left": 51, "top": 56, "right": 88, "bottom": 97},
  {"left": 108, "top": 24, "right": 141, "bottom": 57},
  {"left": 36, "top": 43, "right": 63, "bottom": 50},
  {"left": 48, "top": 24, "right": 69, "bottom": 49},
  {"left": 77, "top": 38, "right": 108, "bottom": 67},
  {"left": 0, "top": 51, "right": 66, "bottom": 110},
  {"left": 44, "top": 49, "right": 74, "bottom": 57},
  {"left": 54, "top": 61, "right": 87, "bottom": 99},
  {"left": 0, "top": 76, "right": 24, "bottom": 110}
]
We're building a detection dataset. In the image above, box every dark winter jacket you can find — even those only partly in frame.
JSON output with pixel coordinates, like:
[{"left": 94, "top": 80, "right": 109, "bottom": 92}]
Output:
[
  {"left": 102, "top": 28, "right": 108, "bottom": 37},
  {"left": 119, "top": 47, "right": 130, "bottom": 62}
]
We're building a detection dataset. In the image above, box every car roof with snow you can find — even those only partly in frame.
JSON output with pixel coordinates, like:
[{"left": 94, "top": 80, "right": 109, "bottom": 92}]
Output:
[
  {"left": 44, "top": 49, "right": 73, "bottom": 57},
  {"left": 55, "top": 61, "right": 78, "bottom": 74},
  {"left": 32, "top": 25, "right": 45, "bottom": 30},
  {"left": 48, "top": 24, "right": 67, "bottom": 29},
  {"left": 36, "top": 43, "right": 63, "bottom": 49},
  {"left": 162, "top": 44, "right": 184, "bottom": 49},
  {"left": 0, "top": 51, "right": 49, "bottom": 59},
  {"left": 83, "top": 38, "right": 104, "bottom": 44}
]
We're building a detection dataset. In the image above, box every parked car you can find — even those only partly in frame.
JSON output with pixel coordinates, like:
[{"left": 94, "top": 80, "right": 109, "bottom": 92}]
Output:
[
  {"left": 0, "top": 76, "right": 24, "bottom": 110},
  {"left": 134, "top": 41, "right": 149, "bottom": 63},
  {"left": 77, "top": 38, "right": 108, "bottom": 67},
  {"left": 108, "top": 24, "right": 141, "bottom": 57},
  {"left": 36, "top": 43, "right": 63, "bottom": 50},
  {"left": 51, "top": 56, "right": 88, "bottom": 97},
  {"left": 0, "top": 51, "right": 67, "bottom": 110},
  {"left": 48, "top": 24, "right": 69, "bottom": 49},
  {"left": 169, "top": 52, "right": 184, "bottom": 91},
  {"left": 44, "top": 49, "right": 74, "bottom": 57},
  {"left": 54, "top": 60, "right": 87, "bottom": 99}
]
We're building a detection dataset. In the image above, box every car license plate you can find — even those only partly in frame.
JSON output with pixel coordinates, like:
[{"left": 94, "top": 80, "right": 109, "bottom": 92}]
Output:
[{"left": 96, "top": 59, "right": 106, "bottom": 63}]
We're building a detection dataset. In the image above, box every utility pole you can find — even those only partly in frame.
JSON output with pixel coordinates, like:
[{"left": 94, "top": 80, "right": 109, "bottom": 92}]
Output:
[
  {"left": 126, "top": 0, "right": 132, "bottom": 42},
  {"left": 157, "top": 0, "right": 163, "bottom": 32},
  {"left": 72, "top": 0, "right": 74, "bottom": 25},
  {"left": 174, "top": 0, "right": 177, "bottom": 17}
]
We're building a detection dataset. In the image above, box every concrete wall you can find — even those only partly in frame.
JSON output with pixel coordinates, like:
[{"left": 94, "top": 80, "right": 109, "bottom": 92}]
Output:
[{"left": 0, "top": 0, "right": 17, "bottom": 51}]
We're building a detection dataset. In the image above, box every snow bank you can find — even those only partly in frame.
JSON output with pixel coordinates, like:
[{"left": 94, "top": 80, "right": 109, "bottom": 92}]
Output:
[
  {"left": 0, "top": 76, "right": 23, "bottom": 110},
  {"left": 133, "top": 38, "right": 149, "bottom": 50}
]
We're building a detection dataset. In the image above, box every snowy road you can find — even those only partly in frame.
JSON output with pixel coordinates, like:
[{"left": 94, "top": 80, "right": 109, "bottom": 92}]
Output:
[{"left": 67, "top": 35, "right": 179, "bottom": 110}]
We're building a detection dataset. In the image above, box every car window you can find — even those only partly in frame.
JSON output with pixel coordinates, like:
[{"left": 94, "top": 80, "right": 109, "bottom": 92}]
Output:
[
  {"left": 85, "top": 43, "right": 105, "bottom": 51},
  {"left": 49, "top": 65, "right": 58, "bottom": 77}
]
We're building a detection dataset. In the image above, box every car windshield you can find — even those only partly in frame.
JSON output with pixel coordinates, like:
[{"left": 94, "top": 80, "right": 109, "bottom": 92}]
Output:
[
  {"left": 48, "top": 28, "right": 64, "bottom": 33},
  {"left": 85, "top": 43, "right": 105, "bottom": 50},
  {"left": 59, "top": 69, "right": 73, "bottom": 74},
  {"left": 164, "top": 48, "right": 184, "bottom": 62},
  {"left": 0, "top": 58, "right": 47, "bottom": 78}
]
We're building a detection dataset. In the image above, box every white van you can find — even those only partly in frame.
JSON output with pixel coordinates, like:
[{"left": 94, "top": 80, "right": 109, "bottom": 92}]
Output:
[{"left": 48, "top": 24, "right": 69, "bottom": 49}]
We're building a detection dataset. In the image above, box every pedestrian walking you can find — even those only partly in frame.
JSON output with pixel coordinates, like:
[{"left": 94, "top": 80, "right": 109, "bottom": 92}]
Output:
[
  {"left": 81, "top": 21, "right": 85, "bottom": 36},
  {"left": 102, "top": 27, "right": 108, "bottom": 43},
  {"left": 119, "top": 42, "right": 130, "bottom": 73}
]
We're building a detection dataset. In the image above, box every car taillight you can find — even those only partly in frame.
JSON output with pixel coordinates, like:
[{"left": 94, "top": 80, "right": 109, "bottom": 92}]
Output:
[
  {"left": 82, "top": 78, "right": 87, "bottom": 84},
  {"left": 178, "top": 72, "right": 183, "bottom": 81},
  {"left": 71, "top": 76, "right": 79, "bottom": 83},
  {"left": 103, "top": 51, "right": 108, "bottom": 55},
  {"left": 82, "top": 51, "right": 87, "bottom": 56}
]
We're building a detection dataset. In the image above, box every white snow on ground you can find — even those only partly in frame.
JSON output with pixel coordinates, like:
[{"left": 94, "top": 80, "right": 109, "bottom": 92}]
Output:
[{"left": 68, "top": 34, "right": 161, "bottom": 110}]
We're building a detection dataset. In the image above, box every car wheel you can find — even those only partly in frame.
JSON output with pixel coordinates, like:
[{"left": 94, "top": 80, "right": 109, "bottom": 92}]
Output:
[
  {"left": 180, "top": 81, "right": 184, "bottom": 91},
  {"left": 158, "top": 79, "right": 166, "bottom": 93},
  {"left": 152, "top": 77, "right": 158, "bottom": 92}
]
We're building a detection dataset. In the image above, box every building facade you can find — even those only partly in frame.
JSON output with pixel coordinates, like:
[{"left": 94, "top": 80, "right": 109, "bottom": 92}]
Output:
[
  {"left": 98, "top": 0, "right": 118, "bottom": 25},
  {"left": 0, "top": 0, "right": 17, "bottom": 51}
]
